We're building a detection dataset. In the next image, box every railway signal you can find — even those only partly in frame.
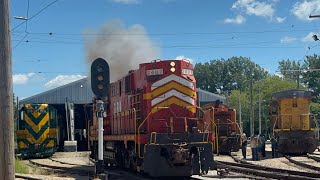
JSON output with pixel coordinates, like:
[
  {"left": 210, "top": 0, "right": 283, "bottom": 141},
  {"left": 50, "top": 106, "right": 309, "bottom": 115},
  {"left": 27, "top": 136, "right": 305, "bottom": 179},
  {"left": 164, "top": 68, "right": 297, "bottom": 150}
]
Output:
[
  {"left": 90, "top": 58, "right": 110, "bottom": 176},
  {"left": 91, "top": 58, "right": 110, "bottom": 99}
]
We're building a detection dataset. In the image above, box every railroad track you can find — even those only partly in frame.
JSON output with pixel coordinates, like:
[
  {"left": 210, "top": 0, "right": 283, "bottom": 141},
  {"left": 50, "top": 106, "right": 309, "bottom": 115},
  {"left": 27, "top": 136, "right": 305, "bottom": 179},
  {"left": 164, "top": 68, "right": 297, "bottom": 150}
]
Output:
[
  {"left": 48, "top": 157, "right": 94, "bottom": 167},
  {"left": 285, "top": 155, "right": 320, "bottom": 172},
  {"left": 310, "top": 152, "right": 320, "bottom": 156},
  {"left": 306, "top": 154, "right": 320, "bottom": 162},
  {"left": 217, "top": 155, "right": 320, "bottom": 180},
  {"left": 15, "top": 174, "right": 42, "bottom": 180},
  {"left": 28, "top": 159, "right": 93, "bottom": 176}
]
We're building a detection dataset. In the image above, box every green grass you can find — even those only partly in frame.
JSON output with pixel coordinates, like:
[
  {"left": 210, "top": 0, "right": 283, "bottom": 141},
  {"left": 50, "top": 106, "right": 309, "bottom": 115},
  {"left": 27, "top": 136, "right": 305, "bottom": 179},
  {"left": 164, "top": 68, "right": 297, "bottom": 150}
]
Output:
[{"left": 15, "top": 158, "right": 29, "bottom": 174}]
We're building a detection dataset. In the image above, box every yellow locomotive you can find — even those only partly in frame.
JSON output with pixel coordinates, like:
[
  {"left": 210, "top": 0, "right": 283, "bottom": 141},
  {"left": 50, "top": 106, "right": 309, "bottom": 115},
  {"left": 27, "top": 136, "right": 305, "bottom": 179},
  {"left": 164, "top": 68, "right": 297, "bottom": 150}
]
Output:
[
  {"left": 16, "top": 104, "right": 59, "bottom": 158},
  {"left": 271, "top": 89, "right": 318, "bottom": 154}
]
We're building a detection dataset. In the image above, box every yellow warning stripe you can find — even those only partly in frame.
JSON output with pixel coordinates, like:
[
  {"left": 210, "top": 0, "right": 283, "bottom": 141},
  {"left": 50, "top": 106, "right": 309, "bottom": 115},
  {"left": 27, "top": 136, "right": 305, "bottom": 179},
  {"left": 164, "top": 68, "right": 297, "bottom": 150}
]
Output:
[
  {"left": 24, "top": 113, "right": 49, "bottom": 133},
  {"left": 151, "top": 96, "right": 196, "bottom": 113},
  {"left": 46, "top": 140, "right": 55, "bottom": 148},
  {"left": 143, "top": 81, "right": 196, "bottom": 100}
]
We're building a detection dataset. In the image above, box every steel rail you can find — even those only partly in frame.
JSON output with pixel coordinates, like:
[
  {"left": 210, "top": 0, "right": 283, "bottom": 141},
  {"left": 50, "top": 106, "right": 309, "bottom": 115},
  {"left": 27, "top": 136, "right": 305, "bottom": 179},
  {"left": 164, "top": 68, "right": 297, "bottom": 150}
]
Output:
[
  {"left": 285, "top": 155, "right": 320, "bottom": 172},
  {"left": 228, "top": 155, "right": 320, "bottom": 179},
  {"left": 306, "top": 154, "right": 320, "bottom": 162},
  {"left": 217, "top": 161, "right": 318, "bottom": 180},
  {"left": 28, "top": 159, "right": 93, "bottom": 176}
]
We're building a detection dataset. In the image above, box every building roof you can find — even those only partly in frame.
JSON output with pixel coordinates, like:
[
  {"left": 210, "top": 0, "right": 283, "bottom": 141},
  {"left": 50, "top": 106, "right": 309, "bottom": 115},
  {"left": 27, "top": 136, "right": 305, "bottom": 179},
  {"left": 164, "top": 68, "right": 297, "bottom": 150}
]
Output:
[
  {"left": 196, "top": 88, "right": 227, "bottom": 104},
  {"left": 20, "top": 77, "right": 226, "bottom": 105},
  {"left": 20, "top": 77, "right": 94, "bottom": 104},
  {"left": 272, "top": 89, "right": 312, "bottom": 99}
]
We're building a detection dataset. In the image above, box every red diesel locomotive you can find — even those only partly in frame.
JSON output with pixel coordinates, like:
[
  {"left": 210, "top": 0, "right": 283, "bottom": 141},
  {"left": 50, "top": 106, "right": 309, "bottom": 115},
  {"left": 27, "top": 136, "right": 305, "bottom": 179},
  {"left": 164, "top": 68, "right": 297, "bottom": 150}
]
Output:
[
  {"left": 201, "top": 101, "right": 241, "bottom": 154},
  {"left": 89, "top": 59, "right": 216, "bottom": 177}
]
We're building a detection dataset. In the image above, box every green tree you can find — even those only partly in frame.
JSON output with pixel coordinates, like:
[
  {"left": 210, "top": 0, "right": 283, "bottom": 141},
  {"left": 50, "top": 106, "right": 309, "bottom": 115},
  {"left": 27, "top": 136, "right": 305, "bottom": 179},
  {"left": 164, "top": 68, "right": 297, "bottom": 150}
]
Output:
[
  {"left": 303, "top": 54, "right": 320, "bottom": 96},
  {"left": 194, "top": 56, "right": 269, "bottom": 93},
  {"left": 278, "top": 59, "right": 301, "bottom": 81},
  {"left": 194, "top": 62, "right": 213, "bottom": 91}
]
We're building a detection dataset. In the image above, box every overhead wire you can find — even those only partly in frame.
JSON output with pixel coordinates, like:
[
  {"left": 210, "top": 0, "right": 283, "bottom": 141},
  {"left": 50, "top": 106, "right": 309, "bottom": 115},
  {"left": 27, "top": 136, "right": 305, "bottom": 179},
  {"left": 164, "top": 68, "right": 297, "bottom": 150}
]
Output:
[
  {"left": 10, "top": 38, "right": 303, "bottom": 49},
  {"left": 11, "top": 27, "right": 318, "bottom": 36},
  {"left": 11, "top": 0, "right": 59, "bottom": 32},
  {"left": 13, "top": 0, "right": 30, "bottom": 49},
  {"left": 13, "top": 71, "right": 87, "bottom": 74},
  {"left": 13, "top": 33, "right": 29, "bottom": 49}
]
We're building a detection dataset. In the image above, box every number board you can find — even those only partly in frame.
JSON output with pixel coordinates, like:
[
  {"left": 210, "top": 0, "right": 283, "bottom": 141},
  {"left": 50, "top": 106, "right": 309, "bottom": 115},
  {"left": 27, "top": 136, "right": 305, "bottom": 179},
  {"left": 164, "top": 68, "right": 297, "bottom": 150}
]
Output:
[
  {"left": 146, "top": 69, "right": 163, "bottom": 76},
  {"left": 182, "top": 68, "right": 193, "bottom": 76}
]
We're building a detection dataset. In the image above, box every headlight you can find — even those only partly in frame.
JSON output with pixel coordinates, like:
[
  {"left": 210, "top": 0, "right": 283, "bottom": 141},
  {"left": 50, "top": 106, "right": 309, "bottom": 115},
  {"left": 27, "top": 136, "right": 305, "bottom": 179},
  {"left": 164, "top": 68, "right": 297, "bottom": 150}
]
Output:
[{"left": 170, "top": 67, "right": 176, "bottom": 72}]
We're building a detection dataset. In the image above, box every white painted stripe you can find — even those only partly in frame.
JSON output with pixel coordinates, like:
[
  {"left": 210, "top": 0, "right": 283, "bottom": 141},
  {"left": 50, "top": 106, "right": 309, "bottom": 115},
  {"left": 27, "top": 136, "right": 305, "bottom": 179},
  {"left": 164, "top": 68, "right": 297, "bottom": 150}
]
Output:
[
  {"left": 151, "top": 74, "right": 194, "bottom": 90},
  {"left": 151, "top": 89, "right": 195, "bottom": 106}
]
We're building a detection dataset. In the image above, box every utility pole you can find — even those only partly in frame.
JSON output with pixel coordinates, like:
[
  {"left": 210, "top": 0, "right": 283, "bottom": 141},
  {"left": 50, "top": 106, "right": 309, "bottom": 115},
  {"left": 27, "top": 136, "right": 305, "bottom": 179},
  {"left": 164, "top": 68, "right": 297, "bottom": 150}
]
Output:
[
  {"left": 297, "top": 60, "right": 301, "bottom": 89},
  {"left": 238, "top": 92, "right": 242, "bottom": 134},
  {"left": 258, "top": 92, "right": 261, "bottom": 135},
  {"left": 250, "top": 77, "right": 253, "bottom": 136},
  {"left": 0, "top": 0, "right": 15, "bottom": 179}
]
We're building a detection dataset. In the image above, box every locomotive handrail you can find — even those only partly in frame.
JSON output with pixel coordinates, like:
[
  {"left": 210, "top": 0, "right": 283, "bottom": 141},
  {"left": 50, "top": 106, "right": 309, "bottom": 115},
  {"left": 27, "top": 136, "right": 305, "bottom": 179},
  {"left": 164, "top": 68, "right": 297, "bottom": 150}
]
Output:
[
  {"left": 136, "top": 107, "right": 169, "bottom": 158},
  {"left": 233, "top": 109, "right": 243, "bottom": 136},
  {"left": 271, "top": 115, "right": 278, "bottom": 135},
  {"left": 131, "top": 108, "right": 137, "bottom": 155},
  {"left": 210, "top": 107, "right": 219, "bottom": 155},
  {"left": 197, "top": 106, "right": 219, "bottom": 154},
  {"left": 187, "top": 105, "right": 219, "bottom": 155},
  {"left": 222, "top": 118, "right": 242, "bottom": 141},
  {"left": 192, "top": 106, "right": 219, "bottom": 155},
  {"left": 312, "top": 115, "right": 319, "bottom": 140}
]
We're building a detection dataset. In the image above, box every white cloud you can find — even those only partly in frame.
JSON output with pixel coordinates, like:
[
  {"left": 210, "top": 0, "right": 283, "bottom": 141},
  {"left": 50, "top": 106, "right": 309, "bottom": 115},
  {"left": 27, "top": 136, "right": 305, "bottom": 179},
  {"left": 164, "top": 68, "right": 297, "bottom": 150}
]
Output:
[
  {"left": 291, "top": 0, "right": 320, "bottom": 21},
  {"left": 231, "top": 0, "right": 284, "bottom": 23},
  {"left": 276, "top": 17, "right": 286, "bottom": 23},
  {"left": 302, "top": 32, "right": 319, "bottom": 42},
  {"left": 13, "top": 73, "right": 35, "bottom": 84},
  {"left": 232, "top": 0, "right": 275, "bottom": 18},
  {"left": 280, "top": 36, "right": 297, "bottom": 44},
  {"left": 175, "top": 55, "right": 194, "bottom": 64},
  {"left": 45, "top": 75, "right": 86, "bottom": 89},
  {"left": 111, "top": 0, "right": 139, "bottom": 4},
  {"left": 224, "top": 15, "right": 246, "bottom": 24}
]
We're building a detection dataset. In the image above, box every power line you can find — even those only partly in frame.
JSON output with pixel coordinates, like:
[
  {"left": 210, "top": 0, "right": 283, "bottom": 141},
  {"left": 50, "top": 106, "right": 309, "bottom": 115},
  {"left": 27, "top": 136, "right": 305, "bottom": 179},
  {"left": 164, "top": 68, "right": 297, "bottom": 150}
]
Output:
[
  {"left": 13, "top": 33, "right": 29, "bottom": 49},
  {"left": 13, "top": 71, "right": 87, "bottom": 74},
  {"left": 11, "top": 28, "right": 318, "bottom": 36},
  {"left": 278, "top": 69, "right": 320, "bottom": 72},
  {"left": 13, "top": 0, "right": 30, "bottom": 49},
  {"left": 11, "top": 38, "right": 304, "bottom": 49},
  {"left": 11, "top": 0, "right": 59, "bottom": 31}
]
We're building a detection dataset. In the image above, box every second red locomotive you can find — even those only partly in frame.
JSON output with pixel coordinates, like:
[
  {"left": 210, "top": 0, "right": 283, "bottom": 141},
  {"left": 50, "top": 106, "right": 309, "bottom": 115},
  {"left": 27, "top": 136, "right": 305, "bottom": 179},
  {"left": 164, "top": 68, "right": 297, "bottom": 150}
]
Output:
[
  {"left": 89, "top": 59, "right": 216, "bottom": 177},
  {"left": 201, "top": 101, "right": 241, "bottom": 154}
]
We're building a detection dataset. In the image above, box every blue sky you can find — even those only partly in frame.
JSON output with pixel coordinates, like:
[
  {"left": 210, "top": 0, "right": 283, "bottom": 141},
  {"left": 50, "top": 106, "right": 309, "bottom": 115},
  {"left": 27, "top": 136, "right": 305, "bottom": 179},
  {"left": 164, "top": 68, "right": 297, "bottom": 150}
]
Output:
[{"left": 10, "top": 0, "right": 320, "bottom": 99}]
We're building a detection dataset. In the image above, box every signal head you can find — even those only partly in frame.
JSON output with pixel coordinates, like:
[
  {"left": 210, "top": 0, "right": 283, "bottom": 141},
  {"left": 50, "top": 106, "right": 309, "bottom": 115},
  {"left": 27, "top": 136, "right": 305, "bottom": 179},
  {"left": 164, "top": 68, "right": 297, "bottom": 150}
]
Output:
[{"left": 91, "top": 58, "right": 110, "bottom": 99}]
